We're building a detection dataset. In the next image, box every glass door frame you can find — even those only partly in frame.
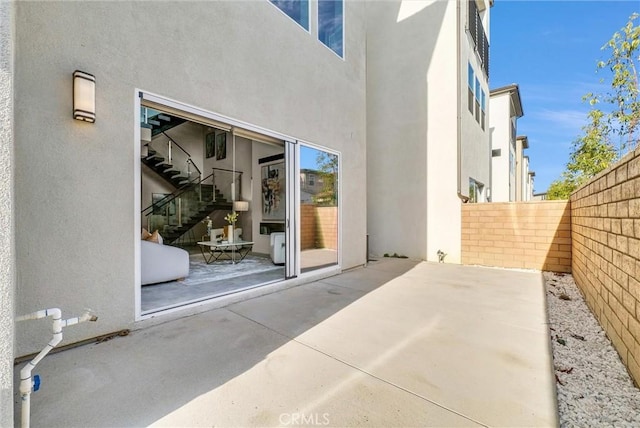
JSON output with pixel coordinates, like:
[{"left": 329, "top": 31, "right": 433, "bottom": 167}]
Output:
[
  {"left": 295, "top": 140, "right": 342, "bottom": 276},
  {"left": 135, "top": 90, "right": 341, "bottom": 320}
]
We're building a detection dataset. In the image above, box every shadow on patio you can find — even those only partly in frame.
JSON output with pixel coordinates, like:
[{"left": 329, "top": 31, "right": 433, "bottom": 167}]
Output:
[{"left": 14, "top": 259, "right": 558, "bottom": 427}]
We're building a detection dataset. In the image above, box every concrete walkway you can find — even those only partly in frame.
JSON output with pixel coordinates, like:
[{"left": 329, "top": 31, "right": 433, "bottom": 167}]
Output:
[{"left": 14, "top": 259, "right": 558, "bottom": 427}]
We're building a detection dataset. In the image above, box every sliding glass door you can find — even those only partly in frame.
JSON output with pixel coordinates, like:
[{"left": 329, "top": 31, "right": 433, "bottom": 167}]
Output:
[{"left": 299, "top": 145, "right": 339, "bottom": 272}]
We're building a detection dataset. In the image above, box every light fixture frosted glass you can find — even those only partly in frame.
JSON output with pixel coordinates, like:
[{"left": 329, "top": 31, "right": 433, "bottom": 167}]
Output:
[{"left": 73, "top": 70, "right": 95, "bottom": 123}]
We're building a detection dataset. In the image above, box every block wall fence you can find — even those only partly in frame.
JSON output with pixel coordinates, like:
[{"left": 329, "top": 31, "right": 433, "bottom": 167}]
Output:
[
  {"left": 461, "top": 201, "right": 572, "bottom": 272},
  {"left": 301, "top": 204, "right": 338, "bottom": 250},
  {"left": 570, "top": 146, "right": 640, "bottom": 385}
]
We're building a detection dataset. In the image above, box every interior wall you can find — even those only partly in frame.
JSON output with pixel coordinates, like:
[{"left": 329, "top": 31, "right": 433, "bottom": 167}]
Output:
[{"left": 252, "top": 142, "right": 285, "bottom": 255}]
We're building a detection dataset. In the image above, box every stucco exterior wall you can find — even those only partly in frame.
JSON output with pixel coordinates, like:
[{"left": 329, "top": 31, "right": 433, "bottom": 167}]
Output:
[
  {"left": 367, "top": 0, "right": 463, "bottom": 262},
  {"left": 14, "top": 1, "right": 367, "bottom": 356},
  {"left": 489, "top": 94, "right": 510, "bottom": 202},
  {"left": 571, "top": 147, "right": 640, "bottom": 385},
  {"left": 425, "top": 1, "right": 462, "bottom": 263},
  {"left": 461, "top": 201, "right": 571, "bottom": 272},
  {"left": 460, "top": 3, "right": 491, "bottom": 203},
  {"left": 0, "top": 0, "right": 15, "bottom": 423}
]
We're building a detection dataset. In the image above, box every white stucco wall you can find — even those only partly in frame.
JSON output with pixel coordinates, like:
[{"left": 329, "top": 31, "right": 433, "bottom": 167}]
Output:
[
  {"left": 0, "top": 1, "right": 14, "bottom": 424},
  {"left": 15, "top": 1, "right": 366, "bottom": 356},
  {"left": 425, "top": 1, "right": 462, "bottom": 263},
  {"left": 367, "top": 0, "right": 479, "bottom": 263},
  {"left": 367, "top": 0, "right": 454, "bottom": 261},
  {"left": 460, "top": 2, "right": 491, "bottom": 202},
  {"left": 489, "top": 94, "right": 511, "bottom": 202}
]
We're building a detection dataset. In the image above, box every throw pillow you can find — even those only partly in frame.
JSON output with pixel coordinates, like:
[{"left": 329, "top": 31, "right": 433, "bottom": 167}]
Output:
[
  {"left": 144, "top": 229, "right": 162, "bottom": 244},
  {"left": 141, "top": 228, "right": 151, "bottom": 240}
]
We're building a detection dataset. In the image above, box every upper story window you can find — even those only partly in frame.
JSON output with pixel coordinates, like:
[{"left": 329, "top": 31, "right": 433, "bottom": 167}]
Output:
[
  {"left": 469, "top": 178, "right": 484, "bottom": 203},
  {"left": 480, "top": 90, "right": 486, "bottom": 130},
  {"left": 318, "top": 0, "right": 344, "bottom": 57},
  {"left": 270, "top": 0, "right": 309, "bottom": 31},
  {"left": 468, "top": 63, "right": 475, "bottom": 114},
  {"left": 475, "top": 77, "right": 481, "bottom": 123},
  {"left": 468, "top": 1, "right": 489, "bottom": 78}
]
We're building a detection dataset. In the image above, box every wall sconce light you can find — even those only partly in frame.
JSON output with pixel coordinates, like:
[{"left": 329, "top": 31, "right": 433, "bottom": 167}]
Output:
[{"left": 73, "top": 70, "right": 95, "bottom": 123}]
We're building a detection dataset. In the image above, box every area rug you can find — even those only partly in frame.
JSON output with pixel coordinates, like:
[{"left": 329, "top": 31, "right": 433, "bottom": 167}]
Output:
[{"left": 178, "top": 254, "right": 282, "bottom": 286}]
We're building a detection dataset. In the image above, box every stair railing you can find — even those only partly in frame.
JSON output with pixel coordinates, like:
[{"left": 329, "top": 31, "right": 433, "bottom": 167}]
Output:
[
  {"left": 162, "top": 131, "right": 202, "bottom": 182},
  {"left": 141, "top": 172, "right": 215, "bottom": 218},
  {"left": 142, "top": 169, "right": 243, "bottom": 236},
  {"left": 211, "top": 168, "right": 243, "bottom": 203}
]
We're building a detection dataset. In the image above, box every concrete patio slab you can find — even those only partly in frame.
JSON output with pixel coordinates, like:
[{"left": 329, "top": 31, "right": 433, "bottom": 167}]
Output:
[{"left": 13, "top": 260, "right": 558, "bottom": 427}]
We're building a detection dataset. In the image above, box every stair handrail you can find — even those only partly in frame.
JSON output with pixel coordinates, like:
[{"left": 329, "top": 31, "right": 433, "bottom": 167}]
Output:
[
  {"left": 211, "top": 168, "right": 243, "bottom": 203},
  {"left": 162, "top": 131, "right": 202, "bottom": 178},
  {"left": 141, "top": 172, "right": 213, "bottom": 217}
]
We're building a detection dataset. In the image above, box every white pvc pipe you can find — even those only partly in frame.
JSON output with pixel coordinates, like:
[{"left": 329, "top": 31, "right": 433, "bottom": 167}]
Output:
[{"left": 16, "top": 308, "right": 97, "bottom": 428}]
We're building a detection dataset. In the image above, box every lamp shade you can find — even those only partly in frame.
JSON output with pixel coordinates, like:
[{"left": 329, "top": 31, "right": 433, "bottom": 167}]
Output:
[
  {"left": 233, "top": 200, "right": 249, "bottom": 212},
  {"left": 73, "top": 70, "right": 95, "bottom": 123},
  {"left": 140, "top": 127, "right": 152, "bottom": 143}
]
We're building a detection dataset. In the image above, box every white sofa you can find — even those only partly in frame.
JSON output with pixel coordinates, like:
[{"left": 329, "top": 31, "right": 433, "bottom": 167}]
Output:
[{"left": 141, "top": 240, "right": 190, "bottom": 285}]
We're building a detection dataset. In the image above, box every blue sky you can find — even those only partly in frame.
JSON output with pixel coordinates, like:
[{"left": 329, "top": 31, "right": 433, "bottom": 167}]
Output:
[{"left": 490, "top": 0, "right": 639, "bottom": 193}]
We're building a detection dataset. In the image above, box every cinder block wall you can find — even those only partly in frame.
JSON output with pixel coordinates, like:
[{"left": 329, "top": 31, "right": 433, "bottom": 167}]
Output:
[
  {"left": 571, "top": 147, "right": 640, "bottom": 385},
  {"left": 301, "top": 205, "right": 338, "bottom": 250},
  {"left": 461, "top": 201, "right": 571, "bottom": 272},
  {"left": 301, "top": 204, "right": 317, "bottom": 250},
  {"left": 316, "top": 207, "right": 338, "bottom": 250}
]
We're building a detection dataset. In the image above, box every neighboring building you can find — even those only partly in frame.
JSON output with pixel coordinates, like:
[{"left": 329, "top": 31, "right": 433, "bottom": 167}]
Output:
[
  {"left": 532, "top": 191, "right": 547, "bottom": 201},
  {"left": 300, "top": 168, "right": 325, "bottom": 203},
  {"left": 3, "top": 0, "right": 494, "bottom": 376},
  {"left": 367, "top": 0, "right": 492, "bottom": 262},
  {"left": 527, "top": 170, "right": 536, "bottom": 201},
  {"left": 515, "top": 135, "right": 534, "bottom": 201},
  {"left": 489, "top": 84, "right": 524, "bottom": 202}
]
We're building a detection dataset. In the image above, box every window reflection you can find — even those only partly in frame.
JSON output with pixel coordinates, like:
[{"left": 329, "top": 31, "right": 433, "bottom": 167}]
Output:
[
  {"left": 270, "top": 0, "right": 309, "bottom": 30},
  {"left": 300, "top": 146, "right": 338, "bottom": 272}
]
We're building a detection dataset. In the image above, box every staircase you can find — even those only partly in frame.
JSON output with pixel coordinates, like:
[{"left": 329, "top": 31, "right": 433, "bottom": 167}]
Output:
[
  {"left": 142, "top": 145, "right": 199, "bottom": 189},
  {"left": 142, "top": 177, "right": 233, "bottom": 245},
  {"left": 141, "top": 108, "right": 243, "bottom": 245},
  {"left": 158, "top": 195, "right": 233, "bottom": 245}
]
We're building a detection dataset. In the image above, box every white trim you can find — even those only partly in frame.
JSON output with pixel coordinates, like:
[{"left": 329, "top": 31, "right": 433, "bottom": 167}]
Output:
[
  {"left": 134, "top": 90, "right": 142, "bottom": 321},
  {"left": 140, "top": 91, "right": 294, "bottom": 143},
  {"left": 285, "top": 140, "right": 299, "bottom": 278},
  {"left": 297, "top": 140, "right": 342, "bottom": 271},
  {"left": 137, "top": 265, "right": 341, "bottom": 322}
]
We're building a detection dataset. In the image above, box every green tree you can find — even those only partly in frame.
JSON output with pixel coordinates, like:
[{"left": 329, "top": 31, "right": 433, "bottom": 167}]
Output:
[
  {"left": 548, "top": 14, "right": 639, "bottom": 198},
  {"left": 587, "top": 13, "right": 640, "bottom": 154},
  {"left": 547, "top": 110, "right": 617, "bottom": 200},
  {"left": 312, "top": 152, "right": 338, "bottom": 206}
]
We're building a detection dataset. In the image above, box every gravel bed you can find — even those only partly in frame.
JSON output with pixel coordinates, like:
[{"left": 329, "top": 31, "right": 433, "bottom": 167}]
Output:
[{"left": 544, "top": 272, "right": 640, "bottom": 427}]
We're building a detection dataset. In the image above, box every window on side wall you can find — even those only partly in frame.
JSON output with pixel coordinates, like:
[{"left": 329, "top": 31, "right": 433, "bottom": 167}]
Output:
[
  {"left": 319, "top": 0, "right": 343, "bottom": 57},
  {"left": 481, "top": 89, "right": 486, "bottom": 131},
  {"left": 270, "top": 0, "right": 310, "bottom": 31},
  {"left": 475, "top": 77, "right": 481, "bottom": 123},
  {"left": 468, "top": 63, "right": 474, "bottom": 115},
  {"left": 469, "top": 178, "right": 484, "bottom": 203}
]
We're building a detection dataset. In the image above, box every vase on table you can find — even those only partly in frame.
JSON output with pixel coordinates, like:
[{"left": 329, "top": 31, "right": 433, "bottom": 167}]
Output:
[{"left": 227, "top": 225, "right": 234, "bottom": 243}]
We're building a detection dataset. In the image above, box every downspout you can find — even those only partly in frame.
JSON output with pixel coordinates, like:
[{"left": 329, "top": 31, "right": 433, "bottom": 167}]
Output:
[
  {"left": 456, "top": 0, "right": 467, "bottom": 203},
  {"left": 16, "top": 308, "right": 98, "bottom": 428}
]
